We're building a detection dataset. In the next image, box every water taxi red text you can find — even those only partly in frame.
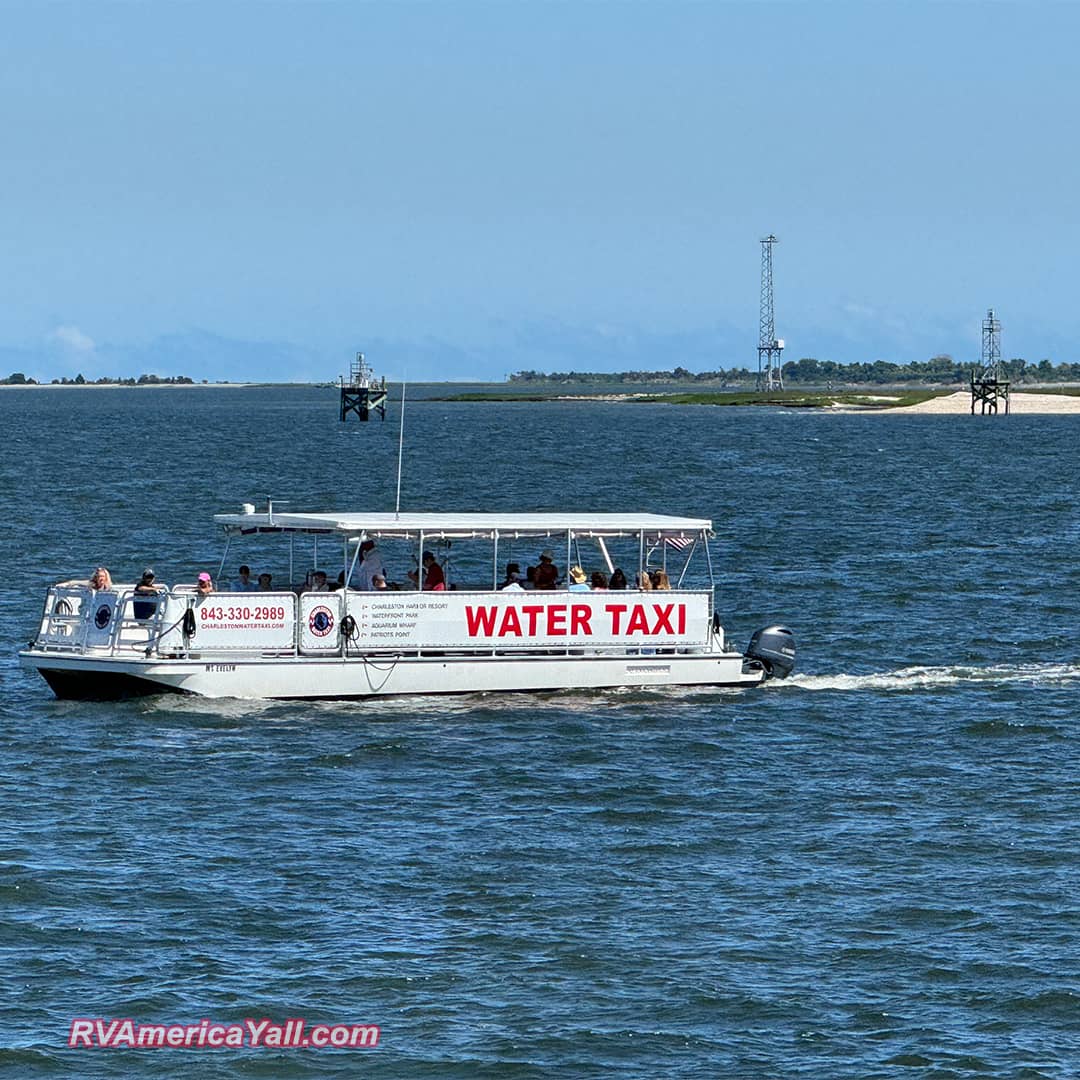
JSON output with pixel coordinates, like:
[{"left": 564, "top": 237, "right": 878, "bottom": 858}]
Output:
[{"left": 464, "top": 601, "right": 688, "bottom": 638}]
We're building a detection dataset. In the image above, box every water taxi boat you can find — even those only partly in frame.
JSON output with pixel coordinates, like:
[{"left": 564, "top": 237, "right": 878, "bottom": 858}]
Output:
[{"left": 20, "top": 507, "right": 795, "bottom": 700}]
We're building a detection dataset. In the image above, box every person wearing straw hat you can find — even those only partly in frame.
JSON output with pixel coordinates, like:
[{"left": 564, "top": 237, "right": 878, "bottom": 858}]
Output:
[{"left": 568, "top": 565, "right": 590, "bottom": 592}]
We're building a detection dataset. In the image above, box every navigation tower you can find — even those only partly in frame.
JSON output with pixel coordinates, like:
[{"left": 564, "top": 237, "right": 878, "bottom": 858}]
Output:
[
  {"left": 970, "top": 308, "right": 1010, "bottom": 415},
  {"left": 757, "top": 235, "right": 784, "bottom": 391},
  {"left": 339, "top": 352, "right": 388, "bottom": 422}
]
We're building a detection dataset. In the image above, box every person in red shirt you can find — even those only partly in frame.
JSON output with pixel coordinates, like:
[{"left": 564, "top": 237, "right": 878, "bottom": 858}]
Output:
[{"left": 409, "top": 551, "right": 445, "bottom": 591}]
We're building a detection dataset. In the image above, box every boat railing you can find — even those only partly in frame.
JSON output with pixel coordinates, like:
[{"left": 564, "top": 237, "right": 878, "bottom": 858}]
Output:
[
  {"left": 34, "top": 586, "right": 92, "bottom": 650},
  {"left": 34, "top": 585, "right": 171, "bottom": 655},
  {"left": 32, "top": 585, "right": 727, "bottom": 660}
]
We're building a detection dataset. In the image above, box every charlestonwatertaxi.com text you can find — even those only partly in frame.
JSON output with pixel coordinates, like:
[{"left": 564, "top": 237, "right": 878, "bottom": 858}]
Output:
[{"left": 69, "top": 1018, "right": 380, "bottom": 1049}]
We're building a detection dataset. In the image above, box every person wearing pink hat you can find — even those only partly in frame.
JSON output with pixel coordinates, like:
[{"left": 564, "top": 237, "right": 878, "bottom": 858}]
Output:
[{"left": 196, "top": 572, "right": 214, "bottom": 596}]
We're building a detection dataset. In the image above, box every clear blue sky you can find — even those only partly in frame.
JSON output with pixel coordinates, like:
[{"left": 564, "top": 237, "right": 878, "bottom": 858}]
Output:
[{"left": 2, "top": 0, "right": 1078, "bottom": 382}]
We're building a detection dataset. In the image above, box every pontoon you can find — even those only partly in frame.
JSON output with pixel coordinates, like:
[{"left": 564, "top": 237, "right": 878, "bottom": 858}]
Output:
[{"left": 20, "top": 506, "right": 795, "bottom": 699}]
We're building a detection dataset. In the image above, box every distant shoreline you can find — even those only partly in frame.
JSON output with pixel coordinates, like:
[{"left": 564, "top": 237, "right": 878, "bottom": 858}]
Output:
[
  {"left": 4, "top": 382, "right": 1078, "bottom": 413},
  {"left": 0, "top": 382, "right": 254, "bottom": 389}
]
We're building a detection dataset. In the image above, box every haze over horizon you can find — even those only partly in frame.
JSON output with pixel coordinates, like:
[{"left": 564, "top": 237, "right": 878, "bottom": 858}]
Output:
[{"left": 4, "top": 1, "right": 1078, "bottom": 384}]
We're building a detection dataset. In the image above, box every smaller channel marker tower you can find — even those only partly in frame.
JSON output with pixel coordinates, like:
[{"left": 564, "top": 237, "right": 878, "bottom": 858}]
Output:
[
  {"left": 970, "top": 308, "right": 1010, "bottom": 415},
  {"left": 757, "top": 234, "right": 784, "bottom": 392}
]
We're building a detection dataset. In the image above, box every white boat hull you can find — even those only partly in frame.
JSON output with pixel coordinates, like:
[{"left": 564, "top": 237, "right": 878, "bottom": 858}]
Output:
[
  {"left": 23, "top": 515, "right": 796, "bottom": 701},
  {"left": 21, "top": 648, "right": 766, "bottom": 700}
]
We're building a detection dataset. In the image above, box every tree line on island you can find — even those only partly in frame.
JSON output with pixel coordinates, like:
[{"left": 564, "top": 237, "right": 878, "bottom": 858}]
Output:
[
  {"left": 509, "top": 355, "right": 1080, "bottom": 386},
  {"left": 7, "top": 354, "right": 1078, "bottom": 388},
  {"left": 1, "top": 373, "right": 199, "bottom": 385}
]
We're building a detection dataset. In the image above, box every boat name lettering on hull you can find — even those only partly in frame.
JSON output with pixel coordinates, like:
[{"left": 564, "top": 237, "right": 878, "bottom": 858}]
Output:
[
  {"left": 464, "top": 602, "right": 688, "bottom": 639},
  {"left": 205, "top": 664, "right": 237, "bottom": 673}
]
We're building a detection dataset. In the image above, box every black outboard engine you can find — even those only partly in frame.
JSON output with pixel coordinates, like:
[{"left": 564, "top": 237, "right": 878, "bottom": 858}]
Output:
[{"left": 744, "top": 625, "right": 796, "bottom": 680}]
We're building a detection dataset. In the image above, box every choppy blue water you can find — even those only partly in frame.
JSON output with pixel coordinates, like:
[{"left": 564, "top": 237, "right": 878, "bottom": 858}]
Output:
[{"left": 1, "top": 386, "right": 1078, "bottom": 1078}]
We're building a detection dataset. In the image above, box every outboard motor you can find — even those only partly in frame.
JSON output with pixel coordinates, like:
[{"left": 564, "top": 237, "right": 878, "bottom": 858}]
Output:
[{"left": 745, "top": 625, "right": 796, "bottom": 680}]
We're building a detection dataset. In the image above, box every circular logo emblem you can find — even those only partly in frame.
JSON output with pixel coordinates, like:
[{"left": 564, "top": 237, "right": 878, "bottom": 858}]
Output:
[
  {"left": 308, "top": 606, "right": 335, "bottom": 637},
  {"left": 94, "top": 604, "right": 112, "bottom": 629}
]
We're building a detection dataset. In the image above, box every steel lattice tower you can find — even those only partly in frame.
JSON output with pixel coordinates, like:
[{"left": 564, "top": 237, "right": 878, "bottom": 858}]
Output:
[
  {"left": 980, "top": 308, "right": 1002, "bottom": 380},
  {"left": 970, "top": 307, "right": 1010, "bottom": 415},
  {"left": 757, "top": 235, "right": 784, "bottom": 391}
]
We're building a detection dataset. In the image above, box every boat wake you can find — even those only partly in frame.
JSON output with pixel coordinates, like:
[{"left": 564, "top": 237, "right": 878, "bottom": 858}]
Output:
[{"left": 786, "top": 662, "right": 1080, "bottom": 692}]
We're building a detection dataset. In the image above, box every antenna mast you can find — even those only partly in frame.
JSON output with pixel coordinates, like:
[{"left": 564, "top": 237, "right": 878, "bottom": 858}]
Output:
[
  {"left": 757, "top": 234, "right": 784, "bottom": 391},
  {"left": 394, "top": 380, "right": 406, "bottom": 519}
]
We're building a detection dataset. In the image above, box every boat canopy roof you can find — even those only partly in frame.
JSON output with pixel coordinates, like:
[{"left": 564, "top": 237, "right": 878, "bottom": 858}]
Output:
[{"left": 214, "top": 510, "right": 712, "bottom": 541}]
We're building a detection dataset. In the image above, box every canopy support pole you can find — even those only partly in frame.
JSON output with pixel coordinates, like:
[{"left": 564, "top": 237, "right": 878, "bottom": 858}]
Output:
[
  {"left": 596, "top": 536, "right": 614, "bottom": 575},
  {"left": 216, "top": 537, "right": 231, "bottom": 585}
]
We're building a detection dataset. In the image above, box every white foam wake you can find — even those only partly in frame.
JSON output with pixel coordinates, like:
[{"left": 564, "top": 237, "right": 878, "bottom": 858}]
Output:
[{"left": 786, "top": 662, "right": 1080, "bottom": 692}]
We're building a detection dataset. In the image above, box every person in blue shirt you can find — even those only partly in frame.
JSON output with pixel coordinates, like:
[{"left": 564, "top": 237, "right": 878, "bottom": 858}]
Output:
[
  {"left": 568, "top": 566, "right": 591, "bottom": 592},
  {"left": 232, "top": 565, "right": 258, "bottom": 592}
]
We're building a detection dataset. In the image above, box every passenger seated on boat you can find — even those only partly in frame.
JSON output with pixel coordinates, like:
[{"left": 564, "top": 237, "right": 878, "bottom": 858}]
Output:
[
  {"left": 89, "top": 567, "right": 113, "bottom": 591},
  {"left": 232, "top": 564, "right": 258, "bottom": 592},
  {"left": 534, "top": 550, "right": 558, "bottom": 590},
  {"left": 609, "top": 568, "right": 628, "bottom": 590},
  {"left": 636, "top": 571, "right": 653, "bottom": 591},
  {"left": 525, "top": 565, "right": 537, "bottom": 588},
  {"left": 91, "top": 566, "right": 113, "bottom": 590},
  {"left": 258, "top": 572, "right": 273, "bottom": 591},
  {"left": 422, "top": 552, "right": 445, "bottom": 591},
  {"left": 652, "top": 569, "right": 672, "bottom": 590},
  {"left": 500, "top": 562, "right": 523, "bottom": 589},
  {"left": 307, "top": 570, "right": 330, "bottom": 592},
  {"left": 568, "top": 566, "right": 590, "bottom": 592},
  {"left": 372, "top": 574, "right": 388, "bottom": 590},
  {"left": 355, "top": 540, "right": 386, "bottom": 591},
  {"left": 408, "top": 551, "right": 445, "bottom": 591},
  {"left": 197, "top": 572, "right": 214, "bottom": 596},
  {"left": 132, "top": 568, "right": 163, "bottom": 619},
  {"left": 591, "top": 571, "right": 608, "bottom": 590}
]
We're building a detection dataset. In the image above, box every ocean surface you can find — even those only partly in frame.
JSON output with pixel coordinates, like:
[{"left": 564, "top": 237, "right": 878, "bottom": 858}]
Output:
[{"left": 1, "top": 385, "right": 1078, "bottom": 1079}]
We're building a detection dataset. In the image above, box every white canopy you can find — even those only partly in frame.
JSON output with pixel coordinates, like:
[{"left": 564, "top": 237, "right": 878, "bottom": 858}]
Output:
[{"left": 214, "top": 510, "right": 712, "bottom": 540}]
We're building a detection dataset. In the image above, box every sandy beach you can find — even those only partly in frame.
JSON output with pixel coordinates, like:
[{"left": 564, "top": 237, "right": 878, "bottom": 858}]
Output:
[{"left": 879, "top": 390, "right": 1080, "bottom": 415}]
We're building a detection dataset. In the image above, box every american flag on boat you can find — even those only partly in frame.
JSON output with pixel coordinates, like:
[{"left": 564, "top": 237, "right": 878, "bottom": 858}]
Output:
[{"left": 664, "top": 535, "right": 694, "bottom": 551}]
